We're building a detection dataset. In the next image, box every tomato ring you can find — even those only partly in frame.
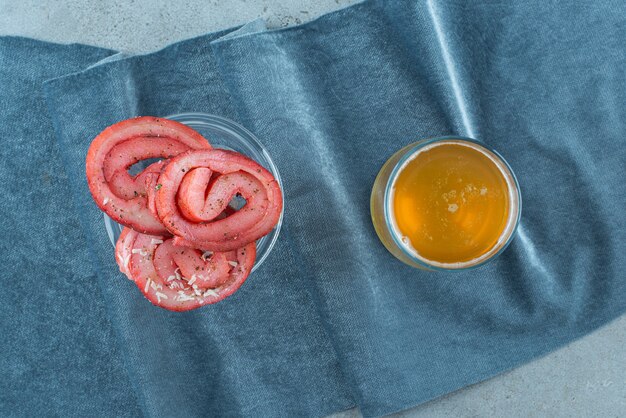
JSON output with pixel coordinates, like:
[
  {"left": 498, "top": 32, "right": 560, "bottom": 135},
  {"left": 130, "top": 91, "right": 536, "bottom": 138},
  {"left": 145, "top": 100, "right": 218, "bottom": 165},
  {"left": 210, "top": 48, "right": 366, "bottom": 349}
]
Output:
[
  {"left": 153, "top": 149, "right": 283, "bottom": 251},
  {"left": 86, "top": 117, "right": 211, "bottom": 234},
  {"left": 117, "top": 227, "right": 256, "bottom": 311}
]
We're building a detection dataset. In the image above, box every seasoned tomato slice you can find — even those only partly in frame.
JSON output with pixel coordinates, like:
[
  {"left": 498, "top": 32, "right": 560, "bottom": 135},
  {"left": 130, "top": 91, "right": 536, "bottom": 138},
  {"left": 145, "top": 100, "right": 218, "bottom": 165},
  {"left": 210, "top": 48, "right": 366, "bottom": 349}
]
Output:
[
  {"left": 86, "top": 116, "right": 211, "bottom": 235},
  {"left": 153, "top": 149, "right": 283, "bottom": 251},
  {"left": 116, "top": 227, "right": 256, "bottom": 311}
]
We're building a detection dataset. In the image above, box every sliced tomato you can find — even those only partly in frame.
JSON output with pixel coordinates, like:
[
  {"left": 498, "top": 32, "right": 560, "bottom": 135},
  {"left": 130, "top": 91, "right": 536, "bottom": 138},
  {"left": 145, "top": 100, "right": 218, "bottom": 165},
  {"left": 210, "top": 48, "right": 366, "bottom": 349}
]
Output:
[
  {"left": 86, "top": 117, "right": 212, "bottom": 235},
  {"left": 117, "top": 227, "right": 256, "bottom": 311},
  {"left": 154, "top": 149, "right": 283, "bottom": 251},
  {"left": 115, "top": 227, "right": 138, "bottom": 279}
]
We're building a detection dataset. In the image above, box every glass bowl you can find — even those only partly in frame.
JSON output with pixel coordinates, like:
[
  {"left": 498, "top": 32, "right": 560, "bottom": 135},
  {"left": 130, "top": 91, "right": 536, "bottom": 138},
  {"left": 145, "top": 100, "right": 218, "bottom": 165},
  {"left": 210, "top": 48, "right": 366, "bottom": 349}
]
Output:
[{"left": 104, "top": 112, "right": 284, "bottom": 273}]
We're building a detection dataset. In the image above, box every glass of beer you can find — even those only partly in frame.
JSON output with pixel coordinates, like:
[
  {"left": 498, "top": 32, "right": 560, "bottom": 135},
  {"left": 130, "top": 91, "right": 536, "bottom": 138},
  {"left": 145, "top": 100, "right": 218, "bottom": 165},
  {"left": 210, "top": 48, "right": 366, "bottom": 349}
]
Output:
[{"left": 371, "top": 137, "right": 521, "bottom": 270}]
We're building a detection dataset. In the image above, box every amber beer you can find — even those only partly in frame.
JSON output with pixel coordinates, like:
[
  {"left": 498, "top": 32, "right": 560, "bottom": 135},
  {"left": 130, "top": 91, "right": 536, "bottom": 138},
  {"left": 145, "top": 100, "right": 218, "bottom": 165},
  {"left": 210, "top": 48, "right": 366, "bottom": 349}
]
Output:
[{"left": 371, "top": 137, "right": 521, "bottom": 270}]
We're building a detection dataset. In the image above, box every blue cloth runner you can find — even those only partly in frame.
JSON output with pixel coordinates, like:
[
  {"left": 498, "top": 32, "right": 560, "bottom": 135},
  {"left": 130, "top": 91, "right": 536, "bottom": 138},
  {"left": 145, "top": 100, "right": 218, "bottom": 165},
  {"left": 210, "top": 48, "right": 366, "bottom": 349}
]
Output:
[
  {"left": 2, "top": 0, "right": 625, "bottom": 416},
  {"left": 0, "top": 38, "right": 141, "bottom": 416}
]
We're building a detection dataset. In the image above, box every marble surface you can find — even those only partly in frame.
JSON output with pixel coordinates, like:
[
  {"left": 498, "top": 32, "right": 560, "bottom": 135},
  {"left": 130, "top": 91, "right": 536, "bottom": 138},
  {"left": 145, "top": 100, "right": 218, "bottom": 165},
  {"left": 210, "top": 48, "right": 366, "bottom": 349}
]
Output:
[{"left": 1, "top": 0, "right": 624, "bottom": 416}]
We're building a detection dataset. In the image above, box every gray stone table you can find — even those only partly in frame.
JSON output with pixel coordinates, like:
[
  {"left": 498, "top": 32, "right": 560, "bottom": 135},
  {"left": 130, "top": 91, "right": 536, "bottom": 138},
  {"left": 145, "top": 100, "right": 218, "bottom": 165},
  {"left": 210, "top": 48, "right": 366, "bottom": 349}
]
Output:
[{"left": 1, "top": 0, "right": 624, "bottom": 416}]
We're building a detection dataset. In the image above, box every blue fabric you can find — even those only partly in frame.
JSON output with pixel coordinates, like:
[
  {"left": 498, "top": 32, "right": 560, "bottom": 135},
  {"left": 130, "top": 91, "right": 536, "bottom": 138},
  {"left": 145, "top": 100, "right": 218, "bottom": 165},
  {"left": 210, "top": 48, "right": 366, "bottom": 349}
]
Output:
[
  {"left": 42, "top": 30, "right": 354, "bottom": 418},
  {"left": 2, "top": 0, "right": 625, "bottom": 416},
  {"left": 0, "top": 38, "right": 141, "bottom": 416}
]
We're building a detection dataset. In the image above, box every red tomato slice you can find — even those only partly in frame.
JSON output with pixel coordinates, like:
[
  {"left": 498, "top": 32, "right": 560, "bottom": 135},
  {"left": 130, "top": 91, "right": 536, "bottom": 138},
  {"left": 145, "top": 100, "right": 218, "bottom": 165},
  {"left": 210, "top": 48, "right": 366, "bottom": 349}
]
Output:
[
  {"left": 117, "top": 227, "right": 256, "bottom": 311},
  {"left": 153, "top": 149, "right": 283, "bottom": 251},
  {"left": 115, "top": 226, "right": 138, "bottom": 278},
  {"left": 86, "top": 117, "right": 211, "bottom": 235}
]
